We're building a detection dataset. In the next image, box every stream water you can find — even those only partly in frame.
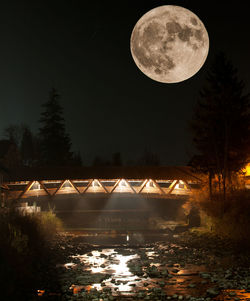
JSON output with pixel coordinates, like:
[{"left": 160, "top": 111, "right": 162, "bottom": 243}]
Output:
[
  {"left": 67, "top": 247, "right": 208, "bottom": 298},
  {"left": 52, "top": 234, "right": 250, "bottom": 300}
]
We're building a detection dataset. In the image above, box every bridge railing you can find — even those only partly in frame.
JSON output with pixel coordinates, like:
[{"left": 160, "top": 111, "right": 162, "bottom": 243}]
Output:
[{"left": 3, "top": 178, "right": 201, "bottom": 200}]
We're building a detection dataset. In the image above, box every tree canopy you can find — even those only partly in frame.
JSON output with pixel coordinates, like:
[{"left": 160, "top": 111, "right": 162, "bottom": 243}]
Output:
[
  {"left": 190, "top": 52, "right": 250, "bottom": 194},
  {"left": 38, "top": 88, "right": 73, "bottom": 166}
]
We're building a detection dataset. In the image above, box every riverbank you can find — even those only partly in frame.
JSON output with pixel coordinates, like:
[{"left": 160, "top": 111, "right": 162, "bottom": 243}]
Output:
[{"left": 38, "top": 230, "right": 250, "bottom": 300}]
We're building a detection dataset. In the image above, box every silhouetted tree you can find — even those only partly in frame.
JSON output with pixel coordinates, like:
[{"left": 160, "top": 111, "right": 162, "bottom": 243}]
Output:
[
  {"left": 92, "top": 156, "right": 102, "bottom": 166},
  {"left": 38, "top": 88, "right": 73, "bottom": 166},
  {"left": 3, "top": 124, "right": 26, "bottom": 148},
  {"left": 92, "top": 152, "right": 122, "bottom": 167},
  {"left": 92, "top": 156, "right": 111, "bottom": 166},
  {"left": 112, "top": 152, "right": 122, "bottom": 166},
  {"left": 20, "top": 126, "right": 38, "bottom": 167},
  {"left": 190, "top": 52, "right": 250, "bottom": 199},
  {"left": 0, "top": 140, "right": 21, "bottom": 169},
  {"left": 72, "top": 151, "right": 83, "bottom": 166},
  {"left": 139, "top": 148, "right": 160, "bottom": 166}
]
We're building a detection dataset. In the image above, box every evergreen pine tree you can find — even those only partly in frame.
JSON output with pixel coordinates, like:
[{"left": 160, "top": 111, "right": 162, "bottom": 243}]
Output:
[
  {"left": 20, "top": 126, "right": 36, "bottom": 166},
  {"left": 38, "top": 88, "right": 73, "bottom": 166},
  {"left": 190, "top": 52, "right": 250, "bottom": 197}
]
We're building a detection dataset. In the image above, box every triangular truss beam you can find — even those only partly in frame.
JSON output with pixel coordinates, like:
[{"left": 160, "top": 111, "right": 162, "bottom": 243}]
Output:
[
  {"left": 168, "top": 180, "right": 179, "bottom": 194},
  {"left": 13, "top": 178, "right": 194, "bottom": 199},
  {"left": 138, "top": 179, "right": 165, "bottom": 195},
  {"left": 84, "top": 179, "right": 108, "bottom": 193},
  {"left": 111, "top": 179, "right": 136, "bottom": 193}
]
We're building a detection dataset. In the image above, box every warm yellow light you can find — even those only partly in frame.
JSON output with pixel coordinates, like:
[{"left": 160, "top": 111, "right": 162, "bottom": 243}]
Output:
[
  {"left": 119, "top": 179, "right": 127, "bottom": 187},
  {"left": 63, "top": 180, "right": 72, "bottom": 189},
  {"left": 92, "top": 179, "right": 99, "bottom": 187},
  {"left": 177, "top": 180, "right": 185, "bottom": 189},
  {"left": 32, "top": 181, "right": 40, "bottom": 190},
  {"left": 37, "top": 290, "right": 45, "bottom": 296},
  {"left": 146, "top": 179, "right": 154, "bottom": 188},
  {"left": 245, "top": 163, "right": 250, "bottom": 176}
]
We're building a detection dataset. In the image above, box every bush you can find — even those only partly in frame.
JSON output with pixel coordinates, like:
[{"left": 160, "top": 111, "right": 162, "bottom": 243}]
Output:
[
  {"left": 191, "top": 188, "right": 250, "bottom": 243},
  {"left": 38, "top": 210, "right": 63, "bottom": 240},
  {"left": 0, "top": 209, "right": 62, "bottom": 299}
]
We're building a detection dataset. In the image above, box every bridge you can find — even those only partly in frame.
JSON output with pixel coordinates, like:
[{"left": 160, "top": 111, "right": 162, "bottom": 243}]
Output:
[
  {"left": 0, "top": 166, "right": 203, "bottom": 230},
  {"left": 1, "top": 166, "right": 202, "bottom": 201}
]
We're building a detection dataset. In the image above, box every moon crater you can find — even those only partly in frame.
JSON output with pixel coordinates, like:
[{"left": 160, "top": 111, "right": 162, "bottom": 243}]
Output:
[{"left": 130, "top": 5, "right": 209, "bottom": 83}]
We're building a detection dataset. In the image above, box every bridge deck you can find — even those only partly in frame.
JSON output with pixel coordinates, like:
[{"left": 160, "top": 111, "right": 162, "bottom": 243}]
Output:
[{"left": 4, "top": 178, "right": 200, "bottom": 200}]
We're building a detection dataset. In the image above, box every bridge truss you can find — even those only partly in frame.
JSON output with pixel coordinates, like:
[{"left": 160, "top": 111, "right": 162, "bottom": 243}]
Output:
[{"left": 4, "top": 178, "right": 200, "bottom": 200}]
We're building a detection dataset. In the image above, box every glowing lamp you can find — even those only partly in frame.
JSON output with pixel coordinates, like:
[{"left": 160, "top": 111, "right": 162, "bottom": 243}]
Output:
[
  {"left": 146, "top": 179, "right": 154, "bottom": 188},
  {"left": 92, "top": 180, "right": 99, "bottom": 187},
  {"left": 245, "top": 163, "right": 250, "bottom": 176},
  {"left": 119, "top": 179, "right": 126, "bottom": 187},
  {"left": 63, "top": 180, "right": 72, "bottom": 188},
  {"left": 32, "top": 181, "right": 40, "bottom": 190}
]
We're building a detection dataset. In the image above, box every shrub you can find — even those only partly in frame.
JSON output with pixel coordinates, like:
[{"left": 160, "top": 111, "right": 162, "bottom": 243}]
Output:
[
  {"left": 191, "top": 188, "right": 250, "bottom": 243},
  {"left": 0, "top": 208, "right": 62, "bottom": 299},
  {"left": 37, "top": 210, "right": 63, "bottom": 240}
]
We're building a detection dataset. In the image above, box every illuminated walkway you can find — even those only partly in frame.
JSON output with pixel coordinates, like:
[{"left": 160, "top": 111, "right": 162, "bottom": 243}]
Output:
[{"left": 1, "top": 166, "right": 202, "bottom": 200}]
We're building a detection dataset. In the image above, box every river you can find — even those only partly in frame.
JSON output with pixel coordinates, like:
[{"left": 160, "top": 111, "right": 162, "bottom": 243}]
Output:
[{"left": 39, "top": 232, "right": 250, "bottom": 300}]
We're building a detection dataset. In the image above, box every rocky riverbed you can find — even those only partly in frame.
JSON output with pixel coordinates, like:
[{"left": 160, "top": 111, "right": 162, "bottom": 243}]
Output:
[{"left": 40, "top": 231, "right": 250, "bottom": 300}]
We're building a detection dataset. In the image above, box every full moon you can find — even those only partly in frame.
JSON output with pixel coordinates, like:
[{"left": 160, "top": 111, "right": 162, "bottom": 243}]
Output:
[{"left": 130, "top": 5, "right": 209, "bottom": 83}]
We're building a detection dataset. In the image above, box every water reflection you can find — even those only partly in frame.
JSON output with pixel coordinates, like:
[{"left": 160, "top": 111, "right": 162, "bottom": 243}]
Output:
[
  {"left": 37, "top": 289, "right": 45, "bottom": 296},
  {"left": 68, "top": 247, "right": 206, "bottom": 296},
  {"left": 215, "top": 290, "right": 250, "bottom": 300},
  {"left": 63, "top": 247, "right": 250, "bottom": 300},
  {"left": 64, "top": 262, "right": 76, "bottom": 269},
  {"left": 71, "top": 248, "right": 144, "bottom": 294}
]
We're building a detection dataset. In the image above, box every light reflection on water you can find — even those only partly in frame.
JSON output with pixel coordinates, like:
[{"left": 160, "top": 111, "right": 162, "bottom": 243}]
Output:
[
  {"left": 65, "top": 248, "right": 250, "bottom": 300},
  {"left": 64, "top": 262, "right": 76, "bottom": 269},
  {"left": 71, "top": 248, "right": 143, "bottom": 294},
  {"left": 215, "top": 290, "right": 250, "bottom": 300},
  {"left": 108, "top": 253, "right": 141, "bottom": 292},
  {"left": 68, "top": 247, "right": 207, "bottom": 296}
]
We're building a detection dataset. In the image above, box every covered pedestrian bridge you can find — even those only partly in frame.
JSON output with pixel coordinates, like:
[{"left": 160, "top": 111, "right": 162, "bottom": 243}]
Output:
[
  {"left": 1, "top": 166, "right": 202, "bottom": 201},
  {"left": 1, "top": 166, "right": 203, "bottom": 230}
]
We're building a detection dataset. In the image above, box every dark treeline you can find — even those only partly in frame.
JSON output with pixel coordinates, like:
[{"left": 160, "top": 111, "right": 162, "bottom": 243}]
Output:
[
  {"left": 92, "top": 148, "right": 160, "bottom": 167},
  {"left": 1, "top": 52, "right": 249, "bottom": 174},
  {"left": 0, "top": 88, "right": 161, "bottom": 169},
  {"left": 189, "top": 52, "right": 250, "bottom": 200},
  {"left": 189, "top": 53, "right": 250, "bottom": 243},
  {"left": 1, "top": 88, "right": 82, "bottom": 168}
]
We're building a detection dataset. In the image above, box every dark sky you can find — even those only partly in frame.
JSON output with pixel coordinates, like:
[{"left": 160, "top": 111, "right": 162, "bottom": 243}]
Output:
[{"left": 1, "top": 1, "right": 249, "bottom": 165}]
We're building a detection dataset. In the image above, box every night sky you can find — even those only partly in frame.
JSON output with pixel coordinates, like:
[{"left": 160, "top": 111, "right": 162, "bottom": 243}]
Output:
[{"left": 1, "top": 1, "right": 249, "bottom": 166}]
